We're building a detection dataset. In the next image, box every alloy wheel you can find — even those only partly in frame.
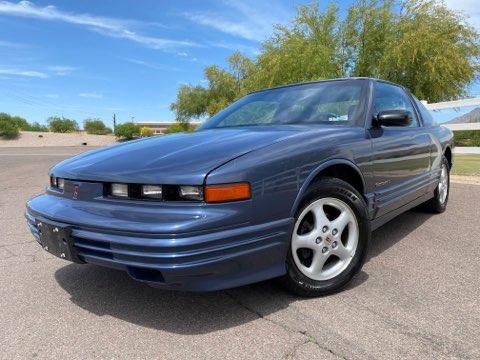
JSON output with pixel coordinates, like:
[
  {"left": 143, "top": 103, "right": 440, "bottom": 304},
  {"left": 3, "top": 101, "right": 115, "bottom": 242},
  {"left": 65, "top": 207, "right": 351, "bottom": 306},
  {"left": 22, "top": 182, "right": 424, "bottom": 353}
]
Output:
[
  {"left": 291, "top": 197, "right": 359, "bottom": 281},
  {"left": 438, "top": 164, "right": 448, "bottom": 204}
]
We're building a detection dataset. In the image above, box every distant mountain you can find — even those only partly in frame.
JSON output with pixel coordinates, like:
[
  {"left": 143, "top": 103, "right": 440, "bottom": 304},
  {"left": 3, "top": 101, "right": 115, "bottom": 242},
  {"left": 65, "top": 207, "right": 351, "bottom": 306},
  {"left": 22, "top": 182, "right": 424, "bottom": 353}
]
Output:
[{"left": 446, "top": 107, "right": 480, "bottom": 124}]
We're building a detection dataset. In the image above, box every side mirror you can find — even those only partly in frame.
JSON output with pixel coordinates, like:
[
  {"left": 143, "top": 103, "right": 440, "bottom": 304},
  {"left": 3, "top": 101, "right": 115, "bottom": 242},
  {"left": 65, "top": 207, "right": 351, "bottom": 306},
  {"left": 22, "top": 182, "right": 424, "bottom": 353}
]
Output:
[{"left": 375, "top": 110, "right": 412, "bottom": 127}]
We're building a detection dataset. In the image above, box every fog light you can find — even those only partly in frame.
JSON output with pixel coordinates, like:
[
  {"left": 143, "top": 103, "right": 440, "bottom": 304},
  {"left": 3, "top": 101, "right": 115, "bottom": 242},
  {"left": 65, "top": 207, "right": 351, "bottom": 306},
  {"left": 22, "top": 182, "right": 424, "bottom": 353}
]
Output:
[
  {"left": 179, "top": 185, "right": 203, "bottom": 201},
  {"left": 57, "top": 178, "right": 65, "bottom": 190},
  {"left": 141, "top": 185, "right": 162, "bottom": 199},
  {"left": 111, "top": 183, "right": 128, "bottom": 197}
]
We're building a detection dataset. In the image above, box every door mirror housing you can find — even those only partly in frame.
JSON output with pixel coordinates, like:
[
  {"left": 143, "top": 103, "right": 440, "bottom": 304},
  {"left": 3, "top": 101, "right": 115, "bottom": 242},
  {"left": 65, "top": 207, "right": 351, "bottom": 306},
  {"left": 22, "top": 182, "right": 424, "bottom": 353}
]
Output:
[{"left": 375, "top": 110, "right": 412, "bottom": 127}]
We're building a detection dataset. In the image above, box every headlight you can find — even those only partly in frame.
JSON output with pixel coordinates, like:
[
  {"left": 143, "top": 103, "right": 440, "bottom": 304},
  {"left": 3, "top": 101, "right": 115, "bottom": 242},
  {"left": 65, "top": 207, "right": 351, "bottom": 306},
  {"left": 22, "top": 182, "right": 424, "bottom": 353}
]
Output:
[
  {"left": 179, "top": 185, "right": 203, "bottom": 201},
  {"left": 110, "top": 183, "right": 128, "bottom": 197},
  {"left": 57, "top": 178, "right": 65, "bottom": 190},
  {"left": 49, "top": 175, "right": 64, "bottom": 191},
  {"left": 141, "top": 185, "right": 162, "bottom": 199}
]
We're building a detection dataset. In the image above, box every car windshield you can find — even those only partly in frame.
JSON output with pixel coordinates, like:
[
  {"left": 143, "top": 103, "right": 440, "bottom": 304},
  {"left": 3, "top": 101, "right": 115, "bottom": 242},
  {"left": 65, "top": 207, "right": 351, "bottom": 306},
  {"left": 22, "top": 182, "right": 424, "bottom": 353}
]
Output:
[{"left": 199, "top": 80, "right": 367, "bottom": 129}]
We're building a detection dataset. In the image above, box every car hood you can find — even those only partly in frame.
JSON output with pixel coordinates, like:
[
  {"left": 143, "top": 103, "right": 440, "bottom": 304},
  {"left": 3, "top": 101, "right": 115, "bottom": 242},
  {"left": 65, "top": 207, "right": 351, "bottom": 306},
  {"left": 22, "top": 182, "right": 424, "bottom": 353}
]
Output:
[{"left": 52, "top": 127, "right": 308, "bottom": 184}]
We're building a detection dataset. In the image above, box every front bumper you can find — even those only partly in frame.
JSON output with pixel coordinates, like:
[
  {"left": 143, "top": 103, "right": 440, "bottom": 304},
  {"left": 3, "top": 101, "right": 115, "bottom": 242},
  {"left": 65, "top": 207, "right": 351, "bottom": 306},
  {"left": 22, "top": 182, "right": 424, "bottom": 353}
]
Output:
[{"left": 26, "top": 194, "right": 293, "bottom": 291}]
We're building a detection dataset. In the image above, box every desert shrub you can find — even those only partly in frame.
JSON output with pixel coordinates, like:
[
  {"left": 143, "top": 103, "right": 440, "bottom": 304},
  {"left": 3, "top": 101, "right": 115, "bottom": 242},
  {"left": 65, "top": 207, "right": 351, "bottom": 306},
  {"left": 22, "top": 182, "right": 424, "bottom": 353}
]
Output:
[
  {"left": 48, "top": 116, "right": 79, "bottom": 133},
  {"left": 0, "top": 113, "right": 22, "bottom": 139},
  {"left": 140, "top": 127, "right": 155, "bottom": 137},
  {"left": 114, "top": 122, "right": 141, "bottom": 140},
  {"left": 163, "top": 122, "right": 196, "bottom": 134},
  {"left": 27, "top": 122, "right": 49, "bottom": 132},
  {"left": 10, "top": 115, "right": 29, "bottom": 130},
  {"left": 453, "top": 130, "right": 480, "bottom": 147},
  {"left": 0, "top": 119, "right": 20, "bottom": 139},
  {"left": 84, "top": 118, "right": 112, "bottom": 135}
]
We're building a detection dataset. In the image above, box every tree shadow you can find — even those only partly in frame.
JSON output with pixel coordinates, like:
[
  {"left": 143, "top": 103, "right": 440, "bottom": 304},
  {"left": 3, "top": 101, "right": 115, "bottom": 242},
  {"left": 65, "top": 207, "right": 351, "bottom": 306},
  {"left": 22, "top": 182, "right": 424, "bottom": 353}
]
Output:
[{"left": 54, "top": 209, "right": 431, "bottom": 335}]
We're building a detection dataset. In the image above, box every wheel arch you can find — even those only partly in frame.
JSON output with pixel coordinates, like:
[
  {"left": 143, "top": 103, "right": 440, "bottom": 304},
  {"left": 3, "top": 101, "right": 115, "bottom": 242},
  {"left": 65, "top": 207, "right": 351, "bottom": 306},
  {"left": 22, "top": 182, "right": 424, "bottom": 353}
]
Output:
[{"left": 290, "top": 159, "right": 366, "bottom": 217}]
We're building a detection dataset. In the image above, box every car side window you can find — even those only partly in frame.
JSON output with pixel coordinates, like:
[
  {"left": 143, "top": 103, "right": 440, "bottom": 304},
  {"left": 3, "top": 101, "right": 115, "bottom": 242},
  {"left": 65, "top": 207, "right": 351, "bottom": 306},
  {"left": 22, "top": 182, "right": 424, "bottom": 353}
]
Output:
[{"left": 373, "top": 82, "right": 419, "bottom": 127}]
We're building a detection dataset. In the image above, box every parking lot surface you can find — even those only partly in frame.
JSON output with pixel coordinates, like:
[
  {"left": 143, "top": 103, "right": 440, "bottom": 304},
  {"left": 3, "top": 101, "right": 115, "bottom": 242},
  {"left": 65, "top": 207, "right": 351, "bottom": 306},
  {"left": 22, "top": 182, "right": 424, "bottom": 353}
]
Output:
[{"left": 1, "top": 147, "right": 479, "bottom": 359}]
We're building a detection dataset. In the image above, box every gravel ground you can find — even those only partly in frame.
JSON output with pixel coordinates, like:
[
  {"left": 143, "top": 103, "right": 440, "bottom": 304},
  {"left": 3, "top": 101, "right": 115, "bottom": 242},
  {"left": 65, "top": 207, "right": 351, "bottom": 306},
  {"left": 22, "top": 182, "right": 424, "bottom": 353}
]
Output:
[
  {"left": 0, "top": 147, "right": 479, "bottom": 359},
  {"left": 0, "top": 131, "right": 116, "bottom": 147}
]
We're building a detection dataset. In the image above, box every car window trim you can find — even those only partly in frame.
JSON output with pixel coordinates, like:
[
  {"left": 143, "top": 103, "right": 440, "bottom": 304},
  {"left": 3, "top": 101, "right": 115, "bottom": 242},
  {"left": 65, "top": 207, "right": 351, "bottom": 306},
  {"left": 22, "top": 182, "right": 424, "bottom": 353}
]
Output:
[{"left": 369, "top": 80, "right": 421, "bottom": 129}]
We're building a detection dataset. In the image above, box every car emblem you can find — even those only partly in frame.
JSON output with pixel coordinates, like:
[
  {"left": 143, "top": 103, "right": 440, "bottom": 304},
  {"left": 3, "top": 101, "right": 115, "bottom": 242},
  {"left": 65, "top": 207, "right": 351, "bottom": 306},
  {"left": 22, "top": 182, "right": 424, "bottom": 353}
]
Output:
[{"left": 73, "top": 185, "right": 80, "bottom": 199}]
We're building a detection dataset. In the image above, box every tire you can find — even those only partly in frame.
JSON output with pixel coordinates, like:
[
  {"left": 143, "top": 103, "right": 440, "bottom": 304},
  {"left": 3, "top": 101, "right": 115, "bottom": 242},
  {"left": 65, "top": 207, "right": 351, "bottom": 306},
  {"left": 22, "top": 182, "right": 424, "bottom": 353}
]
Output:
[
  {"left": 281, "top": 177, "right": 370, "bottom": 297},
  {"left": 422, "top": 156, "right": 450, "bottom": 213}
]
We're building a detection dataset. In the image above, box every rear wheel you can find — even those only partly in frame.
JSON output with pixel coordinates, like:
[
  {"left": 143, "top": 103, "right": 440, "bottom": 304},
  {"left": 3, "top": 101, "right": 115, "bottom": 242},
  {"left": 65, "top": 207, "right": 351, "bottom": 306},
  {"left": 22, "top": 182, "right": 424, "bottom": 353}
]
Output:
[
  {"left": 422, "top": 156, "right": 450, "bottom": 213},
  {"left": 281, "top": 177, "right": 370, "bottom": 297}
]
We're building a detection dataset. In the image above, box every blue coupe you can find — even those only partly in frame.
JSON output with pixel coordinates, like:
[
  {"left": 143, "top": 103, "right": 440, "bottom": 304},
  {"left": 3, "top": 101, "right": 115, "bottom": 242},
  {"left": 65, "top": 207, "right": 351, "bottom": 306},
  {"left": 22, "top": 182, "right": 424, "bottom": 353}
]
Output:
[{"left": 26, "top": 78, "right": 453, "bottom": 296}]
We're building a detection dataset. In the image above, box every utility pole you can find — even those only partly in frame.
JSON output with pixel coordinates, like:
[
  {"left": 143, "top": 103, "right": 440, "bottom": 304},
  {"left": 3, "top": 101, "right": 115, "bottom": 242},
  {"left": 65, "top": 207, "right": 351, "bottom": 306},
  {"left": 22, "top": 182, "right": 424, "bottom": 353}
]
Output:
[{"left": 113, "top": 113, "right": 116, "bottom": 132}]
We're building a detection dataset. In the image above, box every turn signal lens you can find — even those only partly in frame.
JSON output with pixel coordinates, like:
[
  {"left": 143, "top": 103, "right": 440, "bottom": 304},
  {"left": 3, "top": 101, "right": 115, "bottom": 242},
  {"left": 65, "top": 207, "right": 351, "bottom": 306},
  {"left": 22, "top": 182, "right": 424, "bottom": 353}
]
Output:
[{"left": 205, "top": 183, "right": 251, "bottom": 203}]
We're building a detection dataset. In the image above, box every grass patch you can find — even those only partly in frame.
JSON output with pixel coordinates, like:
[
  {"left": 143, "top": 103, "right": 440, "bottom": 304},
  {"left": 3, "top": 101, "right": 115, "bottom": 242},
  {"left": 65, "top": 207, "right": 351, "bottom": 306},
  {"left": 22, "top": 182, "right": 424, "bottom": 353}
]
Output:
[
  {"left": 452, "top": 154, "right": 480, "bottom": 176},
  {"left": 453, "top": 130, "right": 480, "bottom": 147}
]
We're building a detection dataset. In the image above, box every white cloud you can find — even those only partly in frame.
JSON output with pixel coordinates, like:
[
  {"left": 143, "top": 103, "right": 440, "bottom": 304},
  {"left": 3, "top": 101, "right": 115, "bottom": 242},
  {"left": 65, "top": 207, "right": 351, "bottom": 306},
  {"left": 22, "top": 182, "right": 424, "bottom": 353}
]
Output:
[
  {"left": 45, "top": 93, "right": 59, "bottom": 98},
  {"left": 444, "top": 0, "right": 480, "bottom": 29},
  {"left": 0, "top": 67, "right": 48, "bottom": 78},
  {"left": 0, "top": 1, "right": 196, "bottom": 49},
  {"left": 123, "top": 58, "right": 181, "bottom": 71},
  {"left": 79, "top": 92, "right": 102, "bottom": 99},
  {"left": 47, "top": 65, "right": 75, "bottom": 76},
  {"left": 177, "top": 51, "right": 188, "bottom": 57},
  {"left": 210, "top": 41, "right": 259, "bottom": 55},
  {"left": 0, "top": 39, "right": 27, "bottom": 47},
  {"left": 184, "top": 0, "right": 291, "bottom": 42}
]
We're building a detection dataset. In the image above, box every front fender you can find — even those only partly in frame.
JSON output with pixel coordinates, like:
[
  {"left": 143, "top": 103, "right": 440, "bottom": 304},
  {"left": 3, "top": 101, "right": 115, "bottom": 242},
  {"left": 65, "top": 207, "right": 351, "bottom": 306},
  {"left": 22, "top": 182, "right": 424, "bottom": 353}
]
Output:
[{"left": 289, "top": 158, "right": 366, "bottom": 217}]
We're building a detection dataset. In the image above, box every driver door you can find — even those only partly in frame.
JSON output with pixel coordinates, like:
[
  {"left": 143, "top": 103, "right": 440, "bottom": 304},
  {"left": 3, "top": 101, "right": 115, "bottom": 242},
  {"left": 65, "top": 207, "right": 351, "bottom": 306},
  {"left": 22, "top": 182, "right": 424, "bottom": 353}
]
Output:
[{"left": 369, "top": 82, "right": 432, "bottom": 218}]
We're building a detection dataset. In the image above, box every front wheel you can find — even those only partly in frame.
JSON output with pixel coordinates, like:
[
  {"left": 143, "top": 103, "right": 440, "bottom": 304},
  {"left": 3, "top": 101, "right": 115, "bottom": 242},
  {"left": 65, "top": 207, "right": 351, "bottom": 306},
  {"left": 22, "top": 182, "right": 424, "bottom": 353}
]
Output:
[{"left": 281, "top": 177, "right": 370, "bottom": 297}]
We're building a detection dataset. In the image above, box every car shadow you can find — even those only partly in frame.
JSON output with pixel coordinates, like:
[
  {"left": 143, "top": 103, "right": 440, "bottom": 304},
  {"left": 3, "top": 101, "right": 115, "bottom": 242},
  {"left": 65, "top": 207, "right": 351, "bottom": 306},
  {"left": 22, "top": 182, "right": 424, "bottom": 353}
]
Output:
[
  {"left": 54, "top": 208, "right": 432, "bottom": 334},
  {"left": 367, "top": 207, "right": 433, "bottom": 263}
]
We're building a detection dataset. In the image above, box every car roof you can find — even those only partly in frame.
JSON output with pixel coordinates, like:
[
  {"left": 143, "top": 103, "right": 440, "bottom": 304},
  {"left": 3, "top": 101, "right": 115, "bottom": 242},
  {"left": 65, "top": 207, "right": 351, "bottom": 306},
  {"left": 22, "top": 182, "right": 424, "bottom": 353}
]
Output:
[{"left": 249, "top": 77, "right": 405, "bottom": 95}]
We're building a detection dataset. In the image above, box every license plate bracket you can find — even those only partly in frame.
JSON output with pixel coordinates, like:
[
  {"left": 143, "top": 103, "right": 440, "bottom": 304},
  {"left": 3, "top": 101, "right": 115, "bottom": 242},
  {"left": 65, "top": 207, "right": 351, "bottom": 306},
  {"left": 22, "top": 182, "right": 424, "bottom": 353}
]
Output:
[{"left": 38, "top": 221, "right": 82, "bottom": 263}]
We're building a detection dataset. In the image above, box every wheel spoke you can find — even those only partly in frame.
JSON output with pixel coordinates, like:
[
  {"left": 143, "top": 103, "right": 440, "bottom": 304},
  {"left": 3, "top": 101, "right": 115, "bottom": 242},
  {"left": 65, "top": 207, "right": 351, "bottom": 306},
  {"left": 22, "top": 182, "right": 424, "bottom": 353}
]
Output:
[
  {"left": 332, "top": 242, "right": 352, "bottom": 260},
  {"left": 331, "top": 210, "right": 351, "bottom": 235},
  {"left": 292, "top": 231, "right": 317, "bottom": 251},
  {"left": 309, "top": 250, "right": 329, "bottom": 276},
  {"left": 312, "top": 205, "right": 330, "bottom": 229}
]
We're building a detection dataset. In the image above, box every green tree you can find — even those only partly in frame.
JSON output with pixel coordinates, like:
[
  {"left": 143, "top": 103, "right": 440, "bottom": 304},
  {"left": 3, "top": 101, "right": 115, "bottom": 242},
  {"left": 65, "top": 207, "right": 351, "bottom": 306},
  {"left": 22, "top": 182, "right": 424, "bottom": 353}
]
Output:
[
  {"left": 380, "top": 0, "right": 480, "bottom": 102},
  {"left": 83, "top": 118, "right": 112, "bottom": 135},
  {"left": 27, "top": 122, "right": 49, "bottom": 132},
  {"left": 163, "top": 122, "right": 196, "bottom": 134},
  {"left": 170, "top": 0, "right": 480, "bottom": 119},
  {"left": 246, "top": 3, "right": 343, "bottom": 90},
  {"left": 140, "top": 127, "right": 155, "bottom": 137},
  {"left": 48, "top": 116, "right": 79, "bottom": 133},
  {"left": 114, "top": 122, "right": 141, "bottom": 140},
  {"left": 170, "top": 51, "right": 255, "bottom": 120}
]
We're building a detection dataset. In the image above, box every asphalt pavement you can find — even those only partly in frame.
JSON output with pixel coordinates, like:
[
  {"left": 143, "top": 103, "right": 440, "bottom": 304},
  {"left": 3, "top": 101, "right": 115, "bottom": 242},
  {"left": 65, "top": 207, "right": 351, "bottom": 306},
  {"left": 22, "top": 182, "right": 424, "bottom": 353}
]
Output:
[{"left": 1, "top": 147, "right": 479, "bottom": 359}]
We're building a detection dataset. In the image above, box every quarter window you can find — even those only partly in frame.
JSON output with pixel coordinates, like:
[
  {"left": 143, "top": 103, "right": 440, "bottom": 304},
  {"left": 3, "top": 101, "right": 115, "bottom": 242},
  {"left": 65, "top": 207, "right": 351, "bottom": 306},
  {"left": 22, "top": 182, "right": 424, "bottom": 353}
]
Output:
[
  {"left": 373, "top": 82, "right": 419, "bottom": 127},
  {"left": 413, "top": 96, "right": 437, "bottom": 127}
]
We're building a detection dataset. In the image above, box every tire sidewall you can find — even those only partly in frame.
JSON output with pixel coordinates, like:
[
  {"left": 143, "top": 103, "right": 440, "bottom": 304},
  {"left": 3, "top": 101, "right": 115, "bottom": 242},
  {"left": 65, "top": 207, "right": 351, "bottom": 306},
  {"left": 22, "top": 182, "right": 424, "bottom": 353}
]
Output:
[
  {"left": 286, "top": 178, "right": 370, "bottom": 295},
  {"left": 433, "top": 157, "right": 450, "bottom": 212}
]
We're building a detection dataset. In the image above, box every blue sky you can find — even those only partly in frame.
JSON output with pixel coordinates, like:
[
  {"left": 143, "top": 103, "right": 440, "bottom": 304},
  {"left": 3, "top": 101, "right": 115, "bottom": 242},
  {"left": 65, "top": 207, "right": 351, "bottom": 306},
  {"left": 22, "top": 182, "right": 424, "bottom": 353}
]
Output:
[{"left": 0, "top": 0, "right": 479, "bottom": 126}]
